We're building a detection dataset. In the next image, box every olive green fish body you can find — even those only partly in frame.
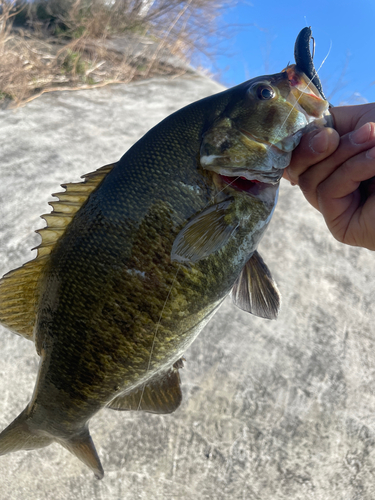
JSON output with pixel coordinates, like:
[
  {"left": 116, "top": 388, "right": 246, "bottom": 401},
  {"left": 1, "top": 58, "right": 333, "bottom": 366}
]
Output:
[
  {"left": 33, "top": 90, "right": 276, "bottom": 427},
  {"left": 0, "top": 67, "right": 330, "bottom": 478}
]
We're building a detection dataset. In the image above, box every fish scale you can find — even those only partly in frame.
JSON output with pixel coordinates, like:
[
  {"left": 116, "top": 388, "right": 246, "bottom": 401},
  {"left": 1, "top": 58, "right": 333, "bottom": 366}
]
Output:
[{"left": 0, "top": 62, "right": 330, "bottom": 478}]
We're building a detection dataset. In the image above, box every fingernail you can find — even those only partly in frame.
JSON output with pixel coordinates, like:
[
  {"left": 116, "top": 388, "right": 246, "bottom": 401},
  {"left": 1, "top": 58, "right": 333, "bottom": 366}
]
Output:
[
  {"left": 309, "top": 129, "right": 329, "bottom": 154},
  {"left": 350, "top": 123, "right": 371, "bottom": 145},
  {"left": 366, "top": 146, "right": 375, "bottom": 159}
]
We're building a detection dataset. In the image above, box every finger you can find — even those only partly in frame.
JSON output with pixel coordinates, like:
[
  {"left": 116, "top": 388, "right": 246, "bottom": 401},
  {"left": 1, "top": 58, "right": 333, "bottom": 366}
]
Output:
[
  {"left": 298, "top": 122, "right": 375, "bottom": 210},
  {"left": 284, "top": 127, "right": 339, "bottom": 185},
  {"left": 317, "top": 146, "right": 375, "bottom": 227},
  {"left": 330, "top": 104, "right": 375, "bottom": 136},
  {"left": 329, "top": 190, "right": 375, "bottom": 250}
]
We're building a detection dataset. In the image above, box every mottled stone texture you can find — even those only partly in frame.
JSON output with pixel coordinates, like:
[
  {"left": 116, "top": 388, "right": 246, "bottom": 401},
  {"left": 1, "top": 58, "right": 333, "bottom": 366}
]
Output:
[{"left": 1, "top": 75, "right": 375, "bottom": 499}]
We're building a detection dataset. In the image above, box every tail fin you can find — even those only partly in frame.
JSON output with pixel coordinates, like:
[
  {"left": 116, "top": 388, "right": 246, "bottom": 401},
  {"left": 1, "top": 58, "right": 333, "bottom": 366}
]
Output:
[
  {"left": 0, "top": 408, "right": 53, "bottom": 453},
  {"left": 0, "top": 408, "right": 104, "bottom": 479}
]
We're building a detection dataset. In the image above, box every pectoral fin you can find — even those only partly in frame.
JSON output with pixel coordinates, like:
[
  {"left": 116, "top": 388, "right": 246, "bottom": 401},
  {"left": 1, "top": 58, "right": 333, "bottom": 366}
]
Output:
[
  {"left": 108, "top": 361, "right": 183, "bottom": 414},
  {"left": 171, "top": 200, "right": 237, "bottom": 263},
  {"left": 231, "top": 250, "right": 280, "bottom": 319}
]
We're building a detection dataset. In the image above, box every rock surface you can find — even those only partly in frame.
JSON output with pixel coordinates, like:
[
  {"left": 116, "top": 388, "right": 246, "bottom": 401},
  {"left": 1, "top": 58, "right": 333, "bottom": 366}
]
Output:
[{"left": 1, "top": 74, "right": 375, "bottom": 499}]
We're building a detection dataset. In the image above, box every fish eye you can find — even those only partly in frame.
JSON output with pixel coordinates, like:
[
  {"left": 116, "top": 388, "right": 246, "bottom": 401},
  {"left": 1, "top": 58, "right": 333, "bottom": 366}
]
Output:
[{"left": 256, "top": 85, "right": 275, "bottom": 100}]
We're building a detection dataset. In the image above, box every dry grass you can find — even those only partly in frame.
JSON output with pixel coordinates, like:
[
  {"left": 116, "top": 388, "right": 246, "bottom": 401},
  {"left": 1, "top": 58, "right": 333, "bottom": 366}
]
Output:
[{"left": 0, "top": 0, "right": 230, "bottom": 108}]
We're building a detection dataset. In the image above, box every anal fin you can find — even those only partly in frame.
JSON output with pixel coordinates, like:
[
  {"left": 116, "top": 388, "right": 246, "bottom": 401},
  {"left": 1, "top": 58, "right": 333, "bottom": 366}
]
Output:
[{"left": 108, "top": 360, "right": 184, "bottom": 414}]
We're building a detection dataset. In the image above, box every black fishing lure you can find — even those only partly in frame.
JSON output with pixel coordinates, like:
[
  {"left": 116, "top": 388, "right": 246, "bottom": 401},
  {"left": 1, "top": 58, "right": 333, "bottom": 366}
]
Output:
[{"left": 294, "top": 26, "right": 327, "bottom": 101}]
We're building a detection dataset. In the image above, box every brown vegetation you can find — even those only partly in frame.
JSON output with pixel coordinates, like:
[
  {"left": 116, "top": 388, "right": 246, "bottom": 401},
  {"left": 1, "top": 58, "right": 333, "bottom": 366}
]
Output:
[{"left": 0, "top": 0, "right": 229, "bottom": 107}]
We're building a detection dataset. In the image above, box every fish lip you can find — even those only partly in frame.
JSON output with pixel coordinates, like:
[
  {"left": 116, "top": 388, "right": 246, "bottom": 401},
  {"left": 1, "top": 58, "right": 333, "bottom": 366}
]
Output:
[
  {"left": 284, "top": 64, "right": 323, "bottom": 97},
  {"left": 239, "top": 127, "right": 303, "bottom": 154},
  {"left": 284, "top": 64, "right": 330, "bottom": 118},
  {"left": 240, "top": 110, "right": 332, "bottom": 155},
  {"left": 273, "top": 113, "right": 333, "bottom": 153},
  {"left": 239, "top": 128, "right": 292, "bottom": 153},
  {"left": 272, "top": 127, "right": 306, "bottom": 153}
]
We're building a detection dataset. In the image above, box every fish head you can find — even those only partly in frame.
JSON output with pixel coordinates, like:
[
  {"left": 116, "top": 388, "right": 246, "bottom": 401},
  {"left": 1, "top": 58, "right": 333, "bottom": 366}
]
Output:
[{"left": 200, "top": 64, "right": 330, "bottom": 189}]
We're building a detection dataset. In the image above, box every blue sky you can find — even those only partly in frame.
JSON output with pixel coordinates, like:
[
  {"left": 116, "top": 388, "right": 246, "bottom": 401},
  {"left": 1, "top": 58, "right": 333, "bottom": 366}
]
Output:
[{"left": 205, "top": 0, "right": 375, "bottom": 105}]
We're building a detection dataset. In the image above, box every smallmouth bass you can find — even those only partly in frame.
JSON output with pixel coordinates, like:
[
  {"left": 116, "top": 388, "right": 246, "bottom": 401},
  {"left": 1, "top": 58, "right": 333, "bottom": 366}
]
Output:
[{"left": 0, "top": 64, "right": 330, "bottom": 478}]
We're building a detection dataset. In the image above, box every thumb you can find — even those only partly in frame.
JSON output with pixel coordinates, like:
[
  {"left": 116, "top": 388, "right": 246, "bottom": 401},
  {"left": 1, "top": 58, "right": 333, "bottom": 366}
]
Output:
[{"left": 284, "top": 127, "right": 340, "bottom": 185}]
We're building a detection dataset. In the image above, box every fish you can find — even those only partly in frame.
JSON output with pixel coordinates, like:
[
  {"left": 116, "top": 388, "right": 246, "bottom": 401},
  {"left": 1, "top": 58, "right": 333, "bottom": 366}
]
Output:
[{"left": 0, "top": 62, "right": 330, "bottom": 478}]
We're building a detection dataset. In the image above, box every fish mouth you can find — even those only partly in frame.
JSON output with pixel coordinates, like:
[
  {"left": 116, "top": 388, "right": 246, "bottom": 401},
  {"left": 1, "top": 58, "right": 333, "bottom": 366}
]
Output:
[
  {"left": 284, "top": 65, "right": 332, "bottom": 124},
  {"left": 214, "top": 173, "right": 278, "bottom": 203},
  {"left": 200, "top": 65, "right": 331, "bottom": 188},
  {"left": 272, "top": 115, "right": 331, "bottom": 153},
  {"left": 207, "top": 109, "right": 329, "bottom": 188},
  {"left": 272, "top": 66, "right": 332, "bottom": 153},
  {"left": 220, "top": 175, "right": 263, "bottom": 192}
]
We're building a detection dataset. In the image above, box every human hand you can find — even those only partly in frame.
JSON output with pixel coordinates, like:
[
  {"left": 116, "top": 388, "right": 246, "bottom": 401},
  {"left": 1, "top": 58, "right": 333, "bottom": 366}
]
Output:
[{"left": 284, "top": 103, "right": 375, "bottom": 250}]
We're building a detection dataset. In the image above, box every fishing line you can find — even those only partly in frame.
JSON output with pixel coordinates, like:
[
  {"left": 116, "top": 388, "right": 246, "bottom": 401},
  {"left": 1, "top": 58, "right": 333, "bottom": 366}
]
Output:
[
  {"left": 120, "top": 264, "right": 181, "bottom": 468},
  {"left": 117, "top": 263, "right": 181, "bottom": 470},
  {"left": 270, "top": 42, "right": 332, "bottom": 148},
  {"left": 136, "top": 264, "right": 181, "bottom": 412},
  {"left": 124, "top": 174, "right": 243, "bottom": 466},
  {"left": 125, "top": 45, "right": 333, "bottom": 468},
  {"left": 313, "top": 41, "right": 332, "bottom": 81},
  {"left": 129, "top": 172, "right": 241, "bottom": 434},
  {"left": 143, "top": 38, "right": 332, "bottom": 396},
  {"left": 218, "top": 44, "right": 334, "bottom": 475}
]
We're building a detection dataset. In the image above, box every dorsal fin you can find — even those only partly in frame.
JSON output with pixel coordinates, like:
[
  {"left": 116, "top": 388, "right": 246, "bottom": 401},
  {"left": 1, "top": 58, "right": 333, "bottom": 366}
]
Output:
[
  {"left": 0, "top": 163, "right": 115, "bottom": 340},
  {"left": 37, "top": 163, "right": 115, "bottom": 257},
  {"left": 108, "top": 360, "right": 184, "bottom": 414}
]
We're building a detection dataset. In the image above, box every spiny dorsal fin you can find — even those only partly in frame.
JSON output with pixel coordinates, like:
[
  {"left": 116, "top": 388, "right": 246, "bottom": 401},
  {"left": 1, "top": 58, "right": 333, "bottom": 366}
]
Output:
[
  {"left": 37, "top": 163, "right": 115, "bottom": 257},
  {"left": 0, "top": 163, "right": 116, "bottom": 340},
  {"left": 108, "top": 360, "right": 184, "bottom": 414},
  {"left": 231, "top": 250, "right": 281, "bottom": 320}
]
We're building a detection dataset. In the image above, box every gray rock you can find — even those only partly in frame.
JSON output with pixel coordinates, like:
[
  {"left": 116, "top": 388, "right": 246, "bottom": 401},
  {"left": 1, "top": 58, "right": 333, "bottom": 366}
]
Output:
[{"left": 1, "top": 73, "right": 375, "bottom": 499}]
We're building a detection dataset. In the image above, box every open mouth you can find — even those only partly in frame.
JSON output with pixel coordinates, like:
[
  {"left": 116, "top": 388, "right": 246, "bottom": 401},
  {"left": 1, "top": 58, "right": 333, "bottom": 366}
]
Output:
[
  {"left": 217, "top": 174, "right": 276, "bottom": 199},
  {"left": 216, "top": 173, "right": 278, "bottom": 204},
  {"left": 219, "top": 175, "right": 260, "bottom": 192}
]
